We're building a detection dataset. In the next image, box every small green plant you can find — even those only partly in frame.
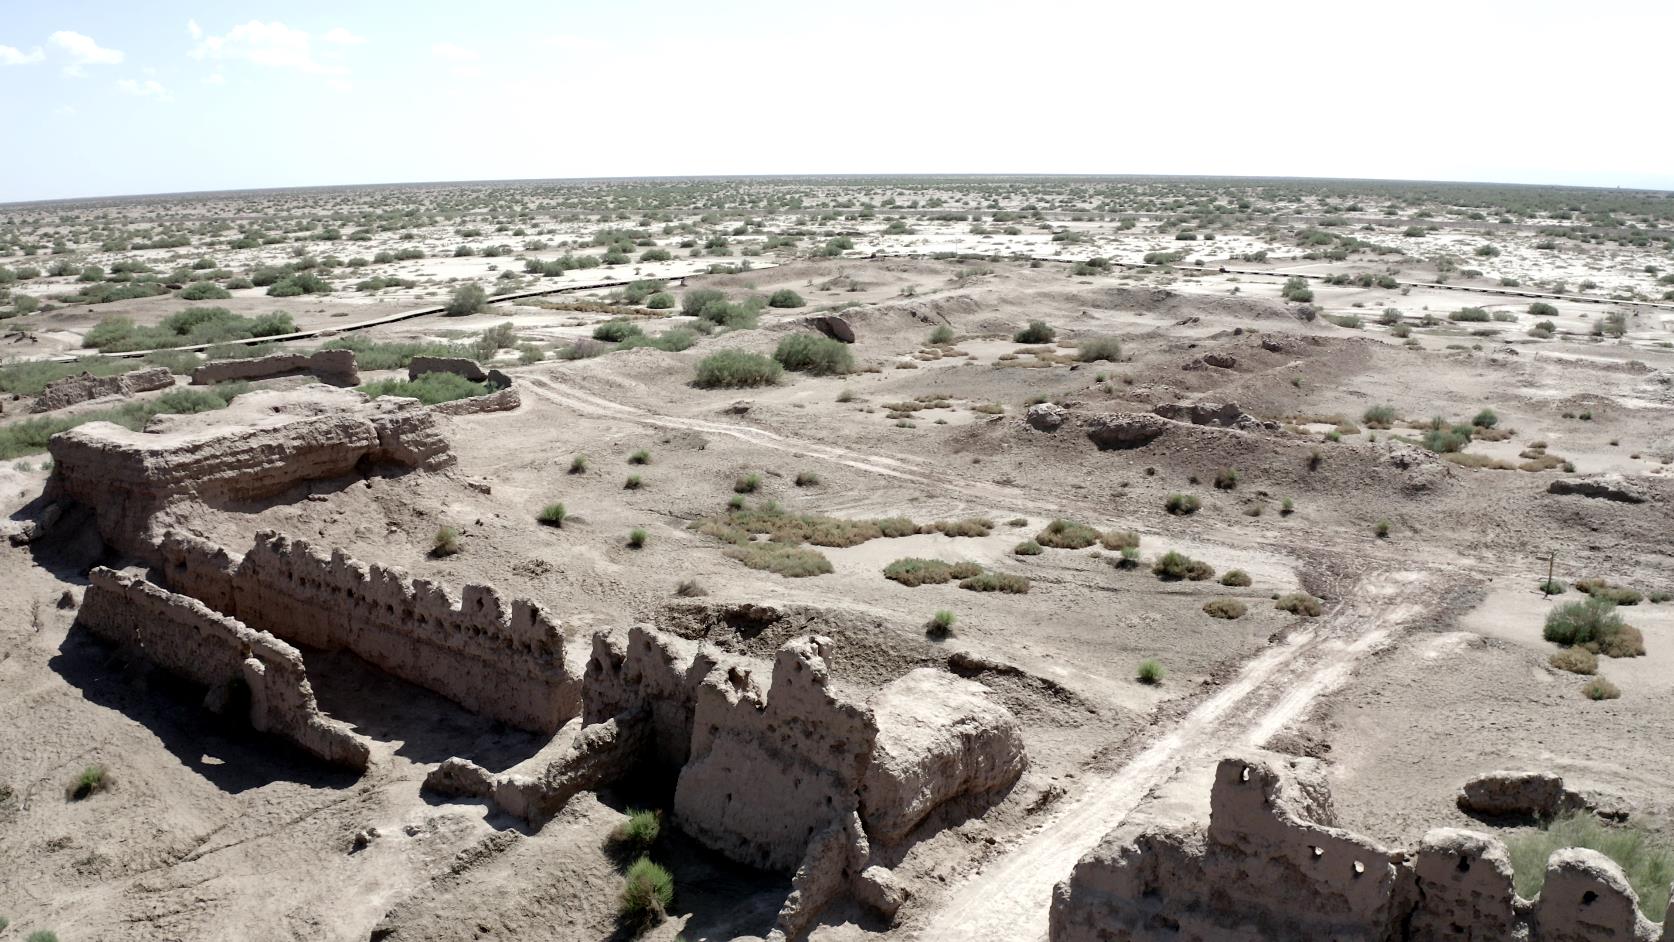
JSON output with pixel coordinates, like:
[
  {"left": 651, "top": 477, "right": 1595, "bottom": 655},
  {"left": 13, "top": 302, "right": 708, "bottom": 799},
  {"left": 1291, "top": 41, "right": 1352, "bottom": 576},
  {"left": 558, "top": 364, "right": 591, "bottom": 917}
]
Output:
[
  {"left": 627, "top": 528, "right": 647, "bottom": 549},
  {"left": 1014, "top": 540, "right": 1043, "bottom": 556},
  {"left": 794, "top": 471, "right": 820, "bottom": 487},
  {"left": 1153, "top": 550, "right": 1214, "bottom": 581},
  {"left": 927, "top": 609, "right": 956, "bottom": 637},
  {"left": 444, "top": 282, "right": 488, "bottom": 316},
  {"left": 624, "top": 474, "right": 643, "bottom": 490},
  {"left": 1219, "top": 569, "right": 1252, "bottom": 588},
  {"left": 1363, "top": 404, "right": 1396, "bottom": 428},
  {"left": 432, "top": 526, "right": 462, "bottom": 556},
  {"left": 538, "top": 503, "right": 567, "bottom": 527},
  {"left": 1203, "top": 598, "right": 1248, "bottom": 620},
  {"left": 628, "top": 449, "right": 651, "bottom": 465},
  {"left": 928, "top": 324, "right": 955, "bottom": 344},
  {"left": 1213, "top": 468, "right": 1238, "bottom": 490},
  {"left": 958, "top": 571, "right": 1030, "bottom": 594},
  {"left": 1549, "top": 648, "right": 1597, "bottom": 675},
  {"left": 675, "top": 578, "right": 707, "bottom": 597},
  {"left": 1582, "top": 677, "right": 1622, "bottom": 701},
  {"left": 884, "top": 558, "right": 984, "bottom": 587},
  {"left": 1014, "top": 320, "right": 1055, "bottom": 343},
  {"left": 1165, "top": 494, "right": 1201, "bottom": 515},
  {"left": 724, "top": 542, "right": 833, "bottom": 577},
  {"left": 733, "top": 473, "right": 761, "bottom": 494},
  {"left": 27, "top": 932, "right": 60, "bottom": 942},
  {"left": 612, "top": 809, "right": 661, "bottom": 853},
  {"left": 1374, "top": 519, "right": 1391, "bottom": 539},
  {"left": 1280, "top": 497, "right": 1295, "bottom": 515},
  {"left": 69, "top": 764, "right": 108, "bottom": 800},
  {"left": 1035, "top": 518, "right": 1100, "bottom": 549},
  {"left": 1472, "top": 408, "right": 1499, "bottom": 428},
  {"left": 1136, "top": 659, "right": 1164, "bottom": 685},
  {"left": 1275, "top": 593, "right": 1323, "bottom": 616},
  {"left": 569, "top": 454, "right": 589, "bottom": 474},
  {"left": 619, "top": 856, "right": 675, "bottom": 928}
]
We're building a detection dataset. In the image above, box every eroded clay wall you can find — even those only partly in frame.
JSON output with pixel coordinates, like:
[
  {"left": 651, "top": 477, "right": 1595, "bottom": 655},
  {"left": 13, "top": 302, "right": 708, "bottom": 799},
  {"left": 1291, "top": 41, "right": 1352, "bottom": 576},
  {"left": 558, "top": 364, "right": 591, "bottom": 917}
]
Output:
[
  {"left": 161, "top": 530, "right": 579, "bottom": 734},
  {"left": 77, "top": 568, "right": 369, "bottom": 769},
  {"left": 189, "top": 348, "right": 358, "bottom": 387},
  {"left": 30, "top": 366, "right": 174, "bottom": 413},
  {"left": 1049, "top": 750, "right": 1669, "bottom": 942}
]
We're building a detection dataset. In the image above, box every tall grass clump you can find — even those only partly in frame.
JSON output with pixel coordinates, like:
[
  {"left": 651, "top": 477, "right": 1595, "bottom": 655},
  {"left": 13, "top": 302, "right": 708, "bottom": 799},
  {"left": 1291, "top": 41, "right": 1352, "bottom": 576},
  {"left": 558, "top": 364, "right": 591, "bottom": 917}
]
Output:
[
  {"left": 1079, "top": 337, "right": 1122, "bottom": 362},
  {"left": 445, "top": 282, "right": 488, "bottom": 316},
  {"left": 1014, "top": 320, "right": 1056, "bottom": 343},
  {"left": 774, "top": 334, "right": 854, "bottom": 375},
  {"left": 1509, "top": 815, "right": 1672, "bottom": 920},
  {"left": 1544, "top": 597, "right": 1643, "bottom": 657},
  {"left": 357, "top": 372, "right": 487, "bottom": 405},
  {"left": 694, "top": 350, "right": 782, "bottom": 388},
  {"left": 619, "top": 856, "right": 674, "bottom": 928}
]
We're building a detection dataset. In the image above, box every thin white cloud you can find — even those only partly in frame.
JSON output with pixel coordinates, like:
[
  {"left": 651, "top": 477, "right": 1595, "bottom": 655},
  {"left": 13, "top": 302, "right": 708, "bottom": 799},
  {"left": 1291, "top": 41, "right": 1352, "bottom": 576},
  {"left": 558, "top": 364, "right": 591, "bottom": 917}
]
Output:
[
  {"left": 187, "top": 19, "right": 202, "bottom": 40},
  {"left": 50, "top": 31, "right": 124, "bottom": 76},
  {"left": 191, "top": 20, "right": 346, "bottom": 76},
  {"left": 203, "top": 71, "right": 226, "bottom": 86},
  {"left": 0, "top": 44, "right": 45, "bottom": 66},
  {"left": 322, "top": 27, "right": 365, "bottom": 46},
  {"left": 430, "top": 41, "right": 478, "bottom": 62},
  {"left": 117, "top": 78, "right": 169, "bottom": 100}
]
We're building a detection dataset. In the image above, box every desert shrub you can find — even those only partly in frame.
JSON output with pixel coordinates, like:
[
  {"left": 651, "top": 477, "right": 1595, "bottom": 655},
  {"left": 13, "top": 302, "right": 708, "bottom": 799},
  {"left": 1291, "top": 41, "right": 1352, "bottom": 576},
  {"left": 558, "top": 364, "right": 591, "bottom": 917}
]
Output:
[
  {"left": 1374, "top": 519, "right": 1392, "bottom": 539},
  {"left": 924, "top": 517, "right": 994, "bottom": 538},
  {"left": 27, "top": 932, "right": 59, "bottom": 942},
  {"left": 0, "top": 385, "right": 247, "bottom": 459},
  {"left": 1079, "top": 337, "right": 1122, "bottom": 362},
  {"left": 1549, "top": 648, "right": 1598, "bottom": 675},
  {"left": 1137, "top": 659, "right": 1164, "bottom": 684},
  {"left": 1528, "top": 301, "right": 1558, "bottom": 317},
  {"left": 1282, "top": 276, "right": 1313, "bottom": 303},
  {"left": 321, "top": 336, "right": 470, "bottom": 370},
  {"left": 681, "top": 288, "right": 726, "bottom": 316},
  {"left": 1213, "top": 468, "right": 1238, "bottom": 490},
  {"left": 1203, "top": 598, "right": 1247, "bottom": 619},
  {"left": 1275, "top": 593, "right": 1323, "bottom": 616},
  {"left": 1582, "top": 677, "right": 1622, "bottom": 701},
  {"left": 1538, "top": 578, "right": 1567, "bottom": 595},
  {"left": 733, "top": 473, "right": 760, "bottom": 494},
  {"left": 619, "top": 856, "right": 674, "bottom": 927},
  {"left": 1014, "top": 320, "right": 1055, "bottom": 343},
  {"left": 774, "top": 334, "right": 854, "bottom": 375},
  {"left": 645, "top": 291, "right": 674, "bottom": 309},
  {"left": 624, "top": 474, "right": 642, "bottom": 490},
  {"left": 767, "top": 288, "right": 805, "bottom": 308},
  {"left": 884, "top": 557, "right": 984, "bottom": 587},
  {"left": 1508, "top": 814, "right": 1671, "bottom": 920},
  {"left": 1449, "top": 307, "right": 1491, "bottom": 322},
  {"left": 694, "top": 350, "right": 782, "bottom": 388},
  {"left": 1472, "top": 408, "right": 1498, "bottom": 428},
  {"left": 444, "top": 282, "right": 488, "bottom": 316},
  {"left": 1220, "top": 569, "right": 1252, "bottom": 587},
  {"left": 432, "top": 526, "right": 461, "bottom": 557},
  {"left": 569, "top": 455, "right": 589, "bottom": 474},
  {"left": 628, "top": 449, "right": 650, "bottom": 465},
  {"left": 267, "top": 272, "right": 331, "bottom": 297},
  {"left": 1574, "top": 579, "right": 1642, "bottom": 606},
  {"left": 358, "top": 372, "right": 487, "bottom": 405},
  {"left": 1153, "top": 550, "right": 1214, "bottom": 582},
  {"left": 724, "top": 542, "right": 833, "bottom": 577},
  {"left": 1014, "top": 540, "right": 1043, "bottom": 556},
  {"left": 675, "top": 578, "right": 706, "bottom": 597},
  {"left": 82, "top": 307, "right": 296, "bottom": 352},
  {"left": 1036, "top": 518, "right": 1100, "bottom": 549},
  {"left": 1100, "top": 530, "right": 1140, "bottom": 551},
  {"left": 627, "top": 528, "right": 647, "bottom": 549},
  {"left": 928, "top": 324, "right": 955, "bottom": 344},
  {"left": 538, "top": 503, "right": 567, "bottom": 527},
  {"left": 179, "top": 281, "right": 231, "bottom": 300},
  {"left": 1363, "top": 404, "right": 1397, "bottom": 427},
  {"left": 593, "top": 319, "right": 644, "bottom": 342},
  {"left": 927, "top": 609, "right": 956, "bottom": 637},
  {"left": 794, "top": 471, "right": 820, "bottom": 487},
  {"left": 1420, "top": 424, "right": 1473, "bottom": 454},
  {"left": 958, "top": 571, "right": 1030, "bottom": 594},
  {"left": 1165, "top": 493, "right": 1201, "bottom": 515},
  {"left": 69, "top": 764, "right": 108, "bottom": 800},
  {"left": 1544, "top": 597, "right": 1627, "bottom": 648},
  {"left": 611, "top": 809, "right": 660, "bottom": 853}
]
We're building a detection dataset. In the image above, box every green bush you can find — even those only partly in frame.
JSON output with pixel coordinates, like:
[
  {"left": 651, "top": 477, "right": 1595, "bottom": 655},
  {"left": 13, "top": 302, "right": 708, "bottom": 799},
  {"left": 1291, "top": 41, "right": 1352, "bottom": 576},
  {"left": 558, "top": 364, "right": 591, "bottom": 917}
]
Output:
[
  {"left": 1137, "top": 659, "right": 1164, "bottom": 684},
  {"left": 1282, "top": 276, "right": 1314, "bottom": 303},
  {"left": 927, "top": 609, "right": 956, "bottom": 637},
  {"left": 1153, "top": 550, "right": 1213, "bottom": 581},
  {"left": 681, "top": 288, "right": 726, "bottom": 316},
  {"left": 1014, "top": 540, "right": 1043, "bottom": 556},
  {"left": 1363, "top": 404, "right": 1397, "bottom": 427},
  {"left": 1544, "top": 597, "right": 1641, "bottom": 657},
  {"left": 27, "top": 931, "right": 59, "bottom": 942},
  {"left": 1538, "top": 578, "right": 1567, "bottom": 595},
  {"left": 627, "top": 528, "right": 647, "bottom": 549},
  {"left": 1079, "top": 337, "right": 1122, "bottom": 362},
  {"left": 1014, "top": 320, "right": 1056, "bottom": 343},
  {"left": 1574, "top": 579, "right": 1642, "bottom": 606},
  {"left": 538, "top": 503, "right": 567, "bottom": 527},
  {"left": 82, "top": 307, "right": 296, "bottom": 352},
  {"left": 724, "top": 542, "right": 833, "bottom": 577},
  {"left": 358, "top": 372, "right": 487, "bottom": 405},
  {"left": 1449, "top": 307, "right": 1491, "bottom": 322},
  {"left": 267, "top": 272, "right": 331, "bottom": 296},
  {"left": 69, "top": 764, "right": 108, "bottom": 800},
  {"left": 733, "top": 473, "right": 760, "bottom": 494},
  {"left": 445, "top": 282, "right": 488, "bottom": 316},
  {"left": 694, "top": 350, "right": 783, "bottom": 388},
  {"left": 1275, "top": 593, "right": 1323, "bottom": 616},
  {"left": 432, "top": 526, "right": 461, "bottom": 557},
  {"left": 619, "top": 856, "right": 674, "bottom": 927},
  {"left": 1549, "top": 648, "right": 1597, "bottom": 674},
  {"left": 884, "top": 557, "right": 983, "bottom": 587},
  {"left": 1219, "top": 569, "right": 1252, "bottom": 587},
  {"left": 1165, "top": 494, "right": 1201, "bottom": 515},
  {"left": 928, "top": 324, "right": 955, "bottom": 344},
  {"left": 593, "top": 319, "right": 644, "bottom": 342},
  {"left": 767, "top": 288, "right": 806, "bottom": 308},
  {"left": 774, "top": 334, "right": 854, "bottom": 375},
  {"left": 1582, "top": 677, "right": 1621, "bottom": 700},
  {"left": 1509, "top": 815, "right": 1671, "bottom": 920},
  {"left": 1528, "top": 301, "right": 1558, "bottom": 317},
  {"left": 645, "top": 291, "right": 674, "bottom": 309},
  {"left": 611, "top": 809, "right": 660, "bottom": 853},
  {"left": 958, "top": 571, "right": 1030, "bottom": 594},
  {"left": 179, "top": 281, "right": 231, "bottom": 300},
  {"left": 1472, "top": 408, "right": 1498, "bottom": 428},
  {"left": 1100, "top": 530, "right": 1140, "bottom": 551},
  {"left": 1203, "top": 599, "right": 1247, "bottom": 619},
  {"left": 1035, "top": 518, "right": 1100, "bottom": 549}
]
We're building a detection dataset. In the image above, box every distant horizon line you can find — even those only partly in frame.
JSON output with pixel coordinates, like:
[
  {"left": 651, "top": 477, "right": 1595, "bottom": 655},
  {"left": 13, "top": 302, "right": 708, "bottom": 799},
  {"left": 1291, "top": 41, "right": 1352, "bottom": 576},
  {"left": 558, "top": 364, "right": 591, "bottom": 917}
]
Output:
[{"left": 5, "top": 171, "right": 1672, "bottom": 209}]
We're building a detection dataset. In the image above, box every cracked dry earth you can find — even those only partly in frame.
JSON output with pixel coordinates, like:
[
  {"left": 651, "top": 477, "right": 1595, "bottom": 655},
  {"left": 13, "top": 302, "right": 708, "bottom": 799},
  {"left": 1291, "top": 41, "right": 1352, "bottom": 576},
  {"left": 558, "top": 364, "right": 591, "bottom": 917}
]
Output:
[{"left": 4, "top": 256, "right": 1674, "bottom": 942}]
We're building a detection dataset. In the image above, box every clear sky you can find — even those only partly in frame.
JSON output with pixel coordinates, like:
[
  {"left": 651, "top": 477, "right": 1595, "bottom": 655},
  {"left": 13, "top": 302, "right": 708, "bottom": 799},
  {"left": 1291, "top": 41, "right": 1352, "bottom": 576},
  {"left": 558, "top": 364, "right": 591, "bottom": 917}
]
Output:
[{"left": 2, "top": 0, "right": 1670, "bottom": 203}]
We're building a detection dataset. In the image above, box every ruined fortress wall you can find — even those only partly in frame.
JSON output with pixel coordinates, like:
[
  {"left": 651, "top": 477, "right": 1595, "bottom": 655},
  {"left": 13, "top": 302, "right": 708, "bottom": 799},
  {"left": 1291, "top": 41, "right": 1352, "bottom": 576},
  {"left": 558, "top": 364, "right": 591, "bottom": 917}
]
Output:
[
  {"left": 77, "top": 568, "right": 369, "bottom": 769},
  {"left": 190, "top": 349, "right": 358, "bottom": 387},
  {"left": 672, "top": 636, "right": 878, "bottom": 872},
  {"left": 1049, "top": 750, "right": 1669, "bottom": 942},
  {"left": 430, "top": 385, "right": 521, "bottom": 416},
  {"left": 161, "top": 531, "right": 579, "bottom": 735},
  {"left": 583, "top": 626, "right": 719, "bottom": 769},
  {"left": 31, "top": 366, "right": 174, "bottom": 413}
]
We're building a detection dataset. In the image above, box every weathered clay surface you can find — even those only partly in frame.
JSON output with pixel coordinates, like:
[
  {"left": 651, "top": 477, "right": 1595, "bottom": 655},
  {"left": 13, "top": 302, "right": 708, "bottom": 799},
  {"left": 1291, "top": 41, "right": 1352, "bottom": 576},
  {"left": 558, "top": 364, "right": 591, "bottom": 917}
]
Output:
[
  {"left": 409, "top": 355, "right": 487, "bottom": 382},
  {"left": 674, "top": 635, "right": 877, "bottom": 871},
  {"left": 1049, "top": 750, "right": 1670, "bottom": 942},
  {"left": 1153, "top": 400, "right": 1269, "bottom": 430},
  {"left": 1548, "top": 476, "right": 1651, "bottom": 504},
  {"left": 30, "top": 366, "right": 174, "bottom": 413},
  {"left": 161, "top": 530, "right": 581, "bottom": 734},
  {"left": 189, "top": 348, "right": 359, "bottom": 387},
  {"left": 430, "top": 385, "right": 520, "bottom": 416},
  {"left": 76, "top": 567, "right": 369, "bottom": 769},
  {"left": 1457, "top": 770, "right": 1582, "bottom": 821},
  {"left": 860, "top": 668, "right": 1027, "bottom": 843},
  {"left": 47, "top": 387, "right": 452, "bottom": 555},
  {"left": 1026, "top": 402, "right": 1068, "bottom": 431},
  {"left": 1083, "top": 412, "right": 1174, "bottom": 450}
]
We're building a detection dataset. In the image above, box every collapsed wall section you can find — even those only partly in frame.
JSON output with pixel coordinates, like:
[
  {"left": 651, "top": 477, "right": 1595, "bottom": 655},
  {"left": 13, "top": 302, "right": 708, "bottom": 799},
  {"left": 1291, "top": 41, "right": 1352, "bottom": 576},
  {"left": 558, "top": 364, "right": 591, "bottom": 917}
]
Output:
[
  {"left": 30, "top": 366, "right": 174, "bottom": 413},
  {"left": 1049, "top": 750, "right": 1669, "bottom": 942},
  {"left": 76, "top": 568, "right": 370, "bottom": 769},
  {"left": 160, "top": 530, "right": 580, "bottom": 735},
  {"left": 189, "top": 348, "right": 359, "bottom": 387}
]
